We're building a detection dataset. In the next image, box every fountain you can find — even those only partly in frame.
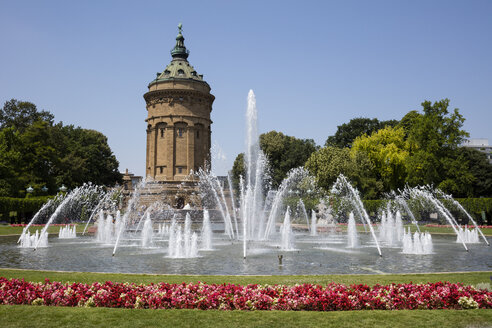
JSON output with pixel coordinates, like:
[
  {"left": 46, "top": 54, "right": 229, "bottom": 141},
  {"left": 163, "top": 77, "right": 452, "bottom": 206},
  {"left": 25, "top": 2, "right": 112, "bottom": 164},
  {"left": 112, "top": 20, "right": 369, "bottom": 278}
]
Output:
[
  {"left": 19, "top": 229, "right": 48, "bottom": 248},
  {"left": 457, "top": 226, "right": 480, "bottom": 244},
  {"left": 347, "top": 212, "right": 359, "bottom": 248},
  {"left": 58, "top": 225, "right": 76, "bottom": 239},
  {"left": 331, "top": 175, "right": 382, "bottom": 256},
  {"left": 141, "top": 213, "right": 153, "bottom": 248},
  {"left": 310, "top": 210, "right": 317, "bottom": 236},
  {"left": 280, "top": 207, "right": 295, "bottom": 251},
  {"left": 168, "top": 213, "right": 198, "bottom": 258},
  {"left": 4, "top": 90, "right": 490, "bottom": 275},
  {"left": 402, "top": 228, "right": 433, "bottom": 254},
  {"left": 96, "top": 211, "right": 117, "bottom": 244},
  {"left": 378, "top": 210, "right": 404, "bottom": 246},
  {"left": 200, "top": 209, "right": 213, "bottom": 250}
]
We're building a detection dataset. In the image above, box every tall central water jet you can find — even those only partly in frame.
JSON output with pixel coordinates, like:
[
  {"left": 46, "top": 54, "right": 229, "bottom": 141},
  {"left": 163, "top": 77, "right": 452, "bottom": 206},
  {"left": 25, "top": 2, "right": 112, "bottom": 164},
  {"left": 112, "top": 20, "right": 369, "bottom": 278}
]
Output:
[{"left": 242, "top": 90, "right": 268, "bottom": 257}]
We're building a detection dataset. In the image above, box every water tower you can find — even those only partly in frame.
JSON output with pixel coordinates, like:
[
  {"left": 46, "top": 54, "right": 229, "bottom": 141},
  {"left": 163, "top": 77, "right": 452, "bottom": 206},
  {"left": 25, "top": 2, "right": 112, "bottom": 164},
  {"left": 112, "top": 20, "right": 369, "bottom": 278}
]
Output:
[{"left": 143, "top": 24, "right": 214, "bottom": 208}]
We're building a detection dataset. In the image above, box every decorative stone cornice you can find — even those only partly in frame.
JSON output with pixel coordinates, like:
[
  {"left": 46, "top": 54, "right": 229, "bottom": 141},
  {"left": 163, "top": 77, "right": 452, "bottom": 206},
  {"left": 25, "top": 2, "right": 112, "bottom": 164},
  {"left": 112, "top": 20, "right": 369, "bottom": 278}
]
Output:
[{"left": 144, "top": 89, "right": 214, "bottom": 108}]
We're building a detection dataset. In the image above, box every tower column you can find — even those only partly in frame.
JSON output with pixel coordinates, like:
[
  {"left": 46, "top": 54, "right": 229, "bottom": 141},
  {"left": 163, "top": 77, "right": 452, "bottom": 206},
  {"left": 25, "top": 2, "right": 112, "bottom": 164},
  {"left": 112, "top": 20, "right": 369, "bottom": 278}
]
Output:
[{"left": 187, "top": 124, "right": 195, "bottom": 176}]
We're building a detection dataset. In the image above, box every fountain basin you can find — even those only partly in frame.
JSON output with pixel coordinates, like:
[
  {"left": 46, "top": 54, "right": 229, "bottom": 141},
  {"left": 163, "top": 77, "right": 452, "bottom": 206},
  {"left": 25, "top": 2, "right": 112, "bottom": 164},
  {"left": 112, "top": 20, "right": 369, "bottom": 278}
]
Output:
[{"left": 1, "top": 233, "right": 490, "bottom": 275}]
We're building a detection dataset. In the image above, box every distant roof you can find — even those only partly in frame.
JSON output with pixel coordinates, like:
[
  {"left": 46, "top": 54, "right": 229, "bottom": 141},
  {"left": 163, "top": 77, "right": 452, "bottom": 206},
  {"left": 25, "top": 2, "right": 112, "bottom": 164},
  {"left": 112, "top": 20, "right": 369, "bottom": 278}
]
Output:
[
  {"left": 462, "top": 138, "right": 489, "bottom": 147},
  {"left": 149, "top": 24, "right": 207, "bottom": 87}
]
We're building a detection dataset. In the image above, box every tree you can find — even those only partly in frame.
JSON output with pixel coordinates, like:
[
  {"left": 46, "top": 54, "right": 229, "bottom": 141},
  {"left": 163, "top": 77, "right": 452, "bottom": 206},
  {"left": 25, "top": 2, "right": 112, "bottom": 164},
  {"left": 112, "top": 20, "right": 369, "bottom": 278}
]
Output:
[
  {"left": 0, "top": 99, "right": 122, "bottom": 196},
  {"left": 0, "top": 127, "right": 23, "bottom": 196},
  {"left": 305, "top": 146, "right": 382, "bottom": 199},
  {"left": 50, "top": 124, "right": 122, "bottom": 189},
  {"left": 404, "top": 99, "right": 469, "bottom": 187},
  {"left": 231, "top": 131, "right": 318, "bottom": 190},
  {"left": 453, "top": 147, "right": 492, "bottom": 197},
  {"left": 231, "top": 153, "right": 245, "bottom": 191},
  {"left": 325, "top": 117, "right": 399, "bottom": 148},
  {"left": 259, "top": 131, "right": 318, "bottom": 188},
  {"left": 351, "top": 126, "right": 409, "bottom": 192},
  {"left": 0, "top": 99, "right": 54, "bottom": 132}
]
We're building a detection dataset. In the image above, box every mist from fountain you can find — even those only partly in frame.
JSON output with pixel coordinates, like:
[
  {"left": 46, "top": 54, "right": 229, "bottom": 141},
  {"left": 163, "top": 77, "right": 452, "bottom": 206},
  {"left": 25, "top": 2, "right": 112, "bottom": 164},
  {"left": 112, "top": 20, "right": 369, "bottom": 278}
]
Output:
[
  {"left": 58, "top": 225, "right": 76, "bottom": 239},
  {"left": 96, "top": 210, "right": 119, "bottom": 244},
  {"left": 168, "top": 213, "right": 198, "bottom": 258},
  {"left": 30, "top": 184, "right": 105, "bottom": 249},
  {"left": 158, "top": 223, "right": 170, "bottom": 236},
  {"left": 310, "top": 210, "right": 317, "bottom": 236},
  {"left": 18, "top": 196, "right": 60, "bottom": 243},
  {"left": 296, "top": 199, "right": 310, "bottom": 234},
  {"left": 457, "top": 225, "right": 480, "bottom": 244},
  {"left": 19, "top": 229, "right": 48, "bottom": 248},
  {"left": 394, "top": 193, "right": 421, "bottom": 232},
  {"left": 378, "top": 210, "right": 404, "bottom": 246},
  {"left": 347, "top": 212, "right": 359, "bottom": 248},
  {"left": 198, "top": 170, "right": 235, "bottom": 239},
  {"left": 113, "top": 180, "right": 147, "bottom": 255},
  {"left": 435, "top": 190, "right": 489, "bottom": 246},
  {"left": 409, "top": 187, "right": 468, "bottom": 251},
  {"left": 201, "top": 209, "right": 213, "bottom": 250},
  {"left": 141, "top": 213, "right": 153, "bottom": 247},
  {"left": 402, "top": 228, "right": 433, "bottom": 254},
  {"left": 331, "top": 175, "right": 382, "bottom": 256},
  {"left": 82, "top": 189, "right": 119, "bottom": 235},
  {"left": 280, "top": 207, "right": 295, "bottom": 250}
]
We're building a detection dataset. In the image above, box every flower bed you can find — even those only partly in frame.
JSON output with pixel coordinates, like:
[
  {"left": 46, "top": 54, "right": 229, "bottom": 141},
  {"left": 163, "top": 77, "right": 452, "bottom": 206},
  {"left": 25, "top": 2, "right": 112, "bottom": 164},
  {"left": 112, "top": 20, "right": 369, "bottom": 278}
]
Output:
[{"left": 1, "top": 278, "right": 491, "bottom": 311}]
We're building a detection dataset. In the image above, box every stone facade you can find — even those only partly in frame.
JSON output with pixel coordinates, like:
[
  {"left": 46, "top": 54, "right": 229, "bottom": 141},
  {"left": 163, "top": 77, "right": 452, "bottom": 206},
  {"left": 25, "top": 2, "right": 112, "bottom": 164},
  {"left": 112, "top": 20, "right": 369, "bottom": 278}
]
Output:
[{"left": 144, "top": 80, "right": 214, "bottom": 180}]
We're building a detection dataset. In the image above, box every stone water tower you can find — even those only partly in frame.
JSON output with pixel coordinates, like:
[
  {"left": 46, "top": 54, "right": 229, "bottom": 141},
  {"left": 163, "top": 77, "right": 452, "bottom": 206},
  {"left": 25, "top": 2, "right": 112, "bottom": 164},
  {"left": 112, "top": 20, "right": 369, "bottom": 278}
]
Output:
[{"left": 143, "top": 24, "right": 214, "bottom": 208}]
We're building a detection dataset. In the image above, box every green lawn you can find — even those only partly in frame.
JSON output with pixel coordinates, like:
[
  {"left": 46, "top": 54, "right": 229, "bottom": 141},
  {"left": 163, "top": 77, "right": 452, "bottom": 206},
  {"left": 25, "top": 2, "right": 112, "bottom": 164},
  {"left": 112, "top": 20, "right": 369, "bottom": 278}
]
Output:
[
  {"left": 335, "top": 224, "right": 492, "bottom": 236},
  {"left": 1, "top": 268, "right": 491, "bottom": 286},
  {"left": 0, "top": 224, "right": 88, "bottom": 236},
  {"left": 1, "top": 305, "right": 491, "bottom": 328},
  {"left": 1, "top": 269, "right": 491, "bottom": 327},
  {"left": 1, "top": 224, "right": 491, "bottom": 236}
]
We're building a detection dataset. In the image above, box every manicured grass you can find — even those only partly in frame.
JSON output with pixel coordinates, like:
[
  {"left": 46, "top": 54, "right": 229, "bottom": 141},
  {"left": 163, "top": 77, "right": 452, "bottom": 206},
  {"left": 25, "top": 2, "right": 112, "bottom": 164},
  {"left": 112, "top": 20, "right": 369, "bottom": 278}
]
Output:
[
  {"left": 2, "top": 224, "right": 491, "bottom": 236},
  {"left": 339, "top": 224, "right": 492, "bottom": 235},
  {"left": 1, "top": 305, "right": 491, "bottom": 328},
  {"left": 1, "top": 268, "right": 491, "bottom": 286},
  {"left": 407, "top": 225, "right": 492, "bottom": 236},
  {"left": 2, "top": 269, "right": 491, "bottom": 327},
  {"left": 0, "top": 224, "right": 88, "bottom": 236}
]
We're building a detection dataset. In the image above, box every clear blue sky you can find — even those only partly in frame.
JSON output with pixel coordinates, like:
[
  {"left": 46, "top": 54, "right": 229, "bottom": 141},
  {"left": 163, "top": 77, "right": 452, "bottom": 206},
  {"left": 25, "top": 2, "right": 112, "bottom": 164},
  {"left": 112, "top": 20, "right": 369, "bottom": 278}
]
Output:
[{"left": 1, "top": 0, "right": 491, "bottom": 177}]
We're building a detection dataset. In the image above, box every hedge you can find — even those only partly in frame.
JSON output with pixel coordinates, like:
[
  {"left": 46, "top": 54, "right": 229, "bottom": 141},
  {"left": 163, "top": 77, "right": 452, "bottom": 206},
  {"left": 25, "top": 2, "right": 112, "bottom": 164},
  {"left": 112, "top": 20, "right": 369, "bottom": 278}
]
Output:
[
  {"left": 0, "top": 197, "right": 52, "bottom": 216},
  {"left": 360, "top": 198, "right": 492, "bottom": 216}
]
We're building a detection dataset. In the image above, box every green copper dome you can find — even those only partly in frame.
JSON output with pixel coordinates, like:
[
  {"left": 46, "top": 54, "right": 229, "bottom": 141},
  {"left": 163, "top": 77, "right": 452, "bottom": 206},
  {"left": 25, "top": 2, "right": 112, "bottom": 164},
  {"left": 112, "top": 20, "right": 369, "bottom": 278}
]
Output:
[{"left": 149, "top": 24, "right": 206, "bottom": 86}]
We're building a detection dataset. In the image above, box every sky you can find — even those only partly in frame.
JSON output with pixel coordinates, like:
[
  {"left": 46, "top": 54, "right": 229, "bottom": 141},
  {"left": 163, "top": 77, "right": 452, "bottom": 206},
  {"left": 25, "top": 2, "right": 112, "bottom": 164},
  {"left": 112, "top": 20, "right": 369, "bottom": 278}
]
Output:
[{"left": 1, "top": 0, "right": 491, "bottom": 177}]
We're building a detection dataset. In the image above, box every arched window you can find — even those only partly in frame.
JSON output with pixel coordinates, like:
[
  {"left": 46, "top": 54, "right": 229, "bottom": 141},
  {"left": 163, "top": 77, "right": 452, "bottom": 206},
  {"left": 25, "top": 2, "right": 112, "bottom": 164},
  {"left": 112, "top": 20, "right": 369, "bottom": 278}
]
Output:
[{"left": 178, "top": 69, "right": 185, "bottom": 76}]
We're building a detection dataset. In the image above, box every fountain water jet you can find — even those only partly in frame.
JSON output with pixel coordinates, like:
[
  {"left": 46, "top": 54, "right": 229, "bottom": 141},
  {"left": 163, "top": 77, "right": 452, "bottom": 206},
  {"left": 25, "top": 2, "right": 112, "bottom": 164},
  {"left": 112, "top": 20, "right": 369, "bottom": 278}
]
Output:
[
  {"left": 58, "top": 225, "right": 76, "bottom": 239},
  {"left": 200, "top": 209, "right": 213, "bottom": 250},
  {"left": 280, "top": 207, "right": 295, "bottom": 250},
  {"left": 310, "top": 210, "right": 317, "bottom": 236},
  {"left": 141, "top": 213, "right": 153, "bottom": 247},
  {"left": 331, "top": 175, "right": 382, "bottom": 256},
  {"left": 347, "top": 212, "right": 359, "bottom": 248}
]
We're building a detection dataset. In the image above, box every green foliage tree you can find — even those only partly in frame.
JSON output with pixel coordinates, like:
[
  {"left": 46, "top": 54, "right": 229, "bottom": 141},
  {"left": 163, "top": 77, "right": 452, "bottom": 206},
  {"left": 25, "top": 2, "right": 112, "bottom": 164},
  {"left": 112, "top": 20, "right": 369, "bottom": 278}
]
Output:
[
  {"left": 0, "top": 99, "right": 54, "bottom": 132},
  {"left": 351, "top": 126, "right": 409, "bottom": 192},
  {"left": 305, "top": 146, "right": 382, "bottom": 199},
  {"left": 0, "top": 99, "right": 122, "bottom": 197},
  {"left": 453, "top": 147, "right": 492, "bottom": 197},
  {"left": 231, "top": 131, "right": 318, "bottom": 190},
  {"left": 325, "top": 117, "right": 399, "bottom": 148},
  {"left": 259, "top": 131, "right": 318, "bottom": 188},
  {"left": 404, "top": 99, "right": 470, "bottom": 193},
  {"left": 231, "top": 153, "right": 244, "bottom": 191}
]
